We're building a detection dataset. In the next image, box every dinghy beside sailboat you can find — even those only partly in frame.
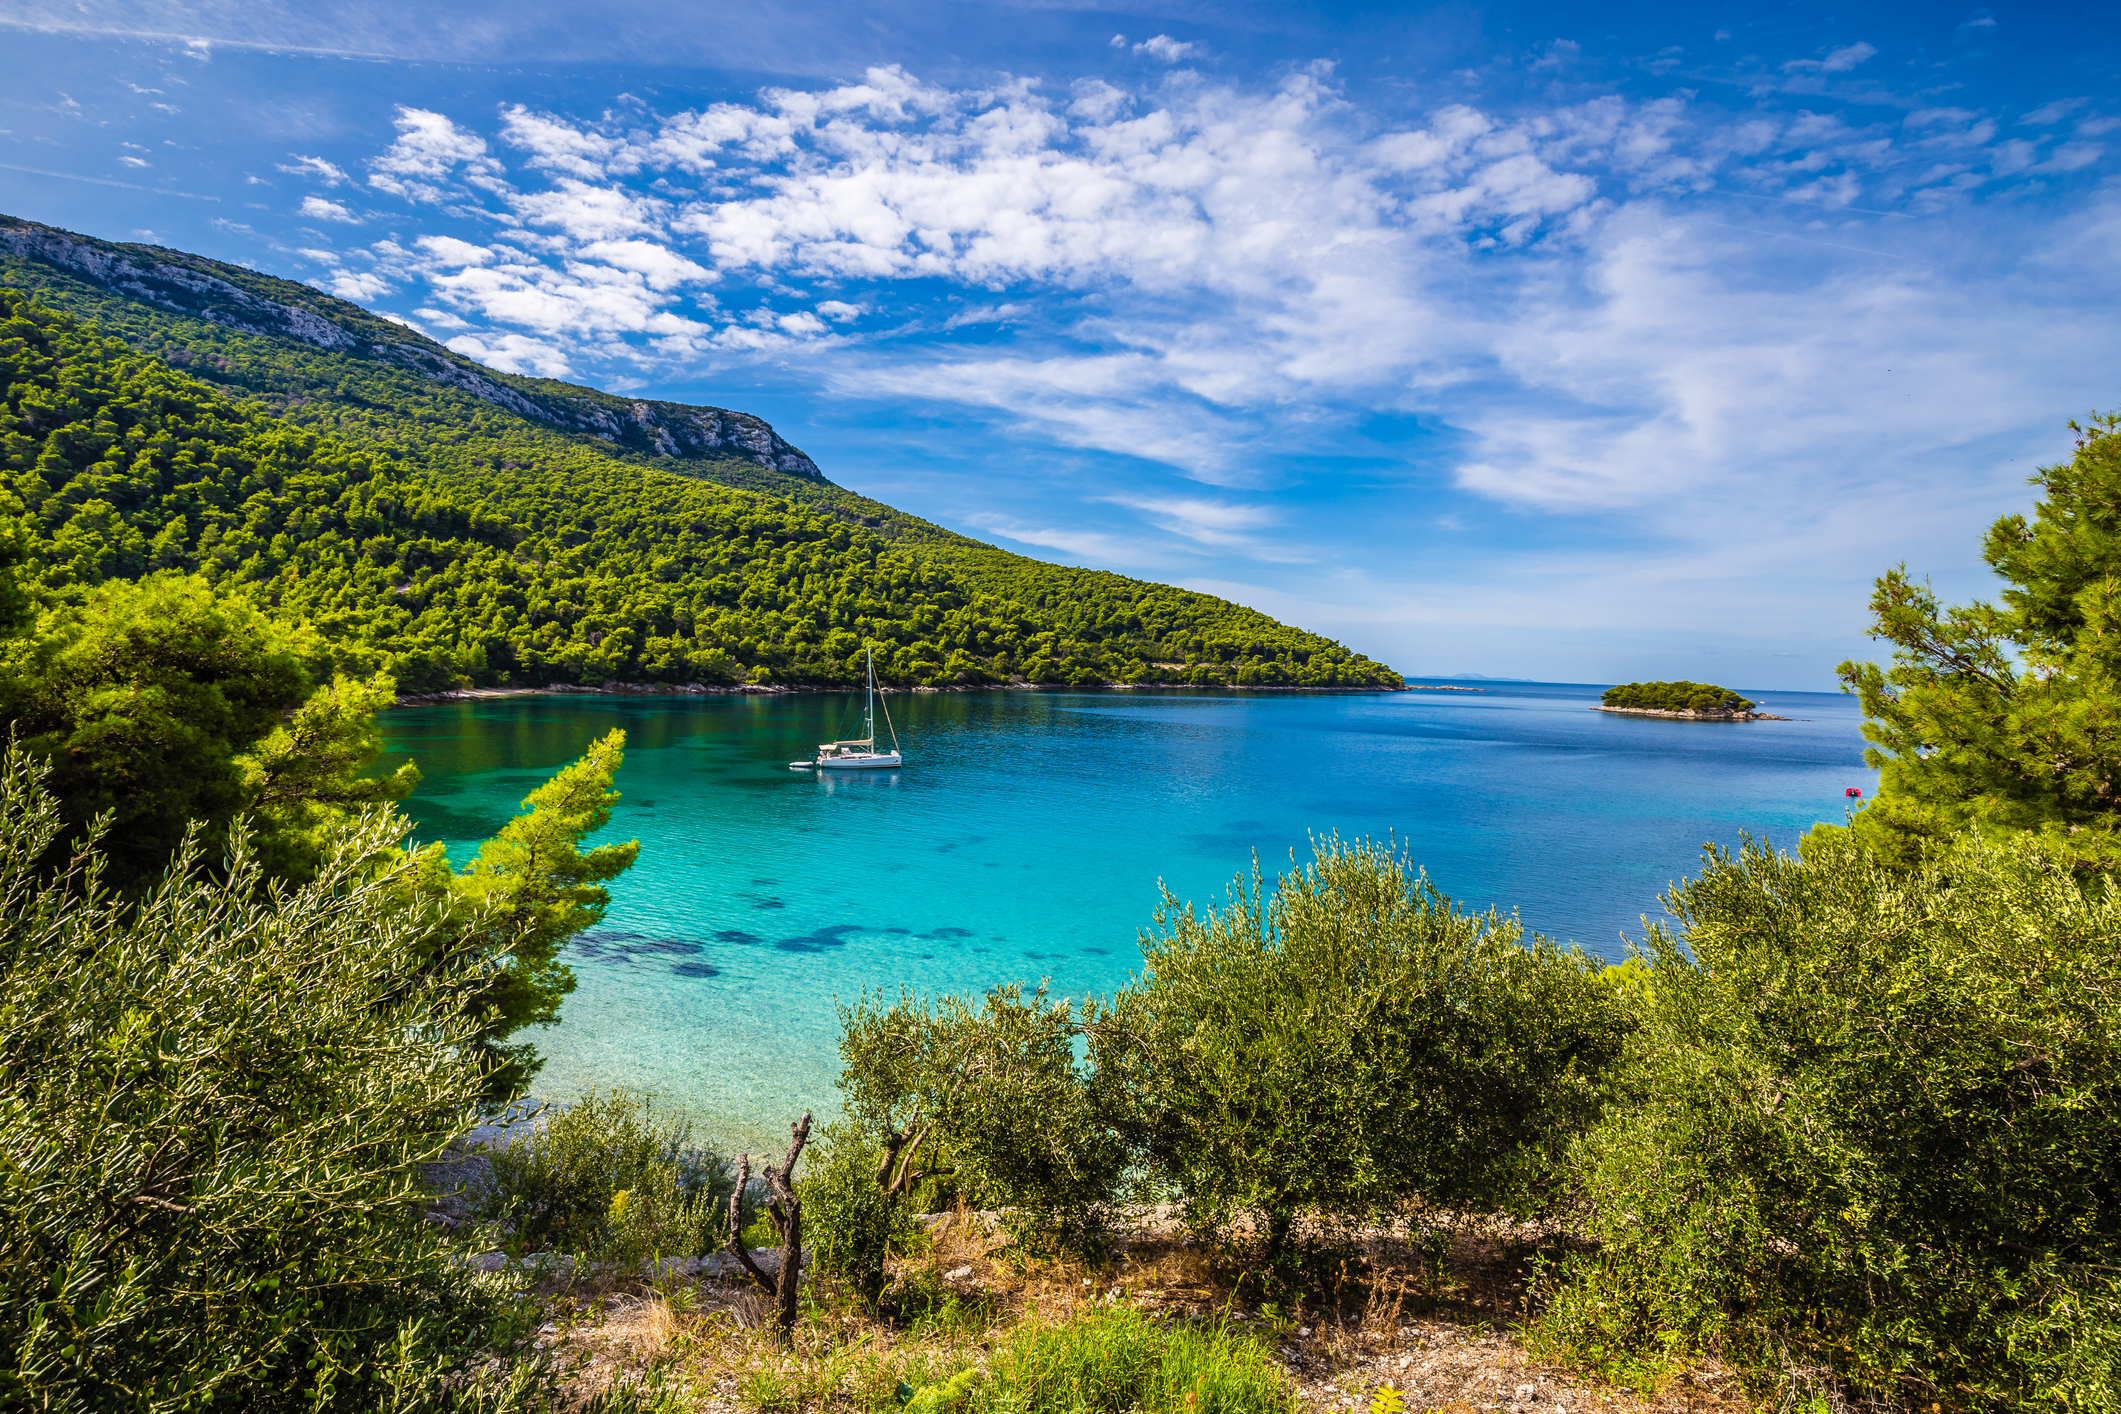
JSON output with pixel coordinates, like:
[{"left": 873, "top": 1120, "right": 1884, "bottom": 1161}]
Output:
[{"left": 791, "top": 647, "right": 903, "bottom": 770}]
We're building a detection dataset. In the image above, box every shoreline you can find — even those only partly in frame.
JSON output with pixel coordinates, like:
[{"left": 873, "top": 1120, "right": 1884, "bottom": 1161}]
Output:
[
  {"left": 393, "top": 679, "right": 1410, "bottom": 707},
  {"left": 1592, "top": 704, "right": 1790, "bottom": 722}
]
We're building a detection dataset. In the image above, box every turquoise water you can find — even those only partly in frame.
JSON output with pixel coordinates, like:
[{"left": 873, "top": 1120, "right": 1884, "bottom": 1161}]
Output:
[{"left": 378, "top": 682, "right": 1872, "bottom": 1150}]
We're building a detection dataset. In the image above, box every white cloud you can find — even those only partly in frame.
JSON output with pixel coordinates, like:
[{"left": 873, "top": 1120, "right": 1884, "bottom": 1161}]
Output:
[
  {"left": 1100, "top": 494, "right": 1296, "bottom": 555},
  {"left": 508, "top": 179, "right": 666, "bottom": 239},
  {"left": 280, "top": 154, "right": 349, "bottom": 185},
  {"left": 1783, "top": 40, "right": 1877, "bottom": 74},
  {"left": 299, "top": 195, "right": 359, "bottom": 222},
  {"left": 326, "top": 270, "right": 391, "bottom": 301},
  {"left": 501, "top": 104, "right": 622, "bottom": 177},
  {"left": 346, "top": 64, "right": 2121, "bottom": 563},
  {"left": 119, "top": 156, "right": 149, "bottom": 168},
  {"left": 447, "top": 331, "right": 573, "bottom": 377},
  {"left": 1134, "top": 35, "right": 1195, "bottom": 63},
  {"left": 963, "top": 514, "right": 1148, "bottom": 565},
  {"left": 369, "top": 107, "right": 504, "bottom": 202},
  {"left": 412, "top": 305, "right": 472, "bottom": 329}
]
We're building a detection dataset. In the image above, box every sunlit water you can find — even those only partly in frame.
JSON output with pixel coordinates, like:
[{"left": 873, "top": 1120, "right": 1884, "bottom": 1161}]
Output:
[{"left": 377, "top": 682, "right": 1872, "bottom": 1151}]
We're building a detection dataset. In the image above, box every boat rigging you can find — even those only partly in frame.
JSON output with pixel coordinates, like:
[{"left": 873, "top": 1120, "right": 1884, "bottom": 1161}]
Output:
[{"left": 791, "top": 646, "right": 903, "bottom": 770}]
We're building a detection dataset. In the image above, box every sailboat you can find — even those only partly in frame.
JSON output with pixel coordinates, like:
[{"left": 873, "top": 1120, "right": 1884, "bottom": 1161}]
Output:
[{"left": 791, "top": 646, "right": 903, "bottom": 770}]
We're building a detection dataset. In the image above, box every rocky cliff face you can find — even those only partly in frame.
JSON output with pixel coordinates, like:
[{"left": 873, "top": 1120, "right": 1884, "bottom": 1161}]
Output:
[{"left": 0, "top": 215, "right": 824, "bottom": 481}]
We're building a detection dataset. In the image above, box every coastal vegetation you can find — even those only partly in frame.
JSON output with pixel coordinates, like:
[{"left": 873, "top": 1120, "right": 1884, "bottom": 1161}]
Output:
[
  {"left": 1598, "top": 681, "right": 1754, "bottom": 713},
  {"left": 0, "top": 209, "right": 2116, "bottom": 1414},
  {"left": 1838, "top": 413, "right": 2121, "bottom": 866}
]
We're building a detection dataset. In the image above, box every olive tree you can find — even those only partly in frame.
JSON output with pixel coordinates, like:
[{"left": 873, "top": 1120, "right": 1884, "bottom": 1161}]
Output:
[
  {"left": 1097, "top": 835, "right": 1636, "bottom": 1260},
  {"left": 826, "top": 984, "right": 1128, "bottom": 1271},
  {"left": 0, "top": 748, "right": 546, "bottom": 1412},
  {"left": 1536, "top": 828, "right": 2121, "bottom": 1412}
]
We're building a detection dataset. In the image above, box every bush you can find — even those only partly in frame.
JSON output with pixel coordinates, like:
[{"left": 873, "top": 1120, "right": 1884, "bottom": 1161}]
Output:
[
  {"left": 1098, "top": 836, "right": 1636, "bottom": 1260},
  {"left": 837, "top": 984, "right": 1128, "bottom": 1254},
  {"left": 797, "top": 1122, "right": 918, "bottom": 1306},
  {"left": 927, "top": 1306, "right": 1299, "bottom": 1414},
  {"left": 470, "top": 1088, "right": 731, "bottom": 1261},
  {"left": 1533, "top": 828, "right": 2121, "bottom": 1411},
  {"left": 0, "top": 749, "right": 547, "bottom": 1412}
]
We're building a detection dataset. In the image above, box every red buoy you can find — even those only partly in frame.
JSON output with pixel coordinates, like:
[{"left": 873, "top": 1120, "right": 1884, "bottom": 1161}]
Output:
[{"left": 1845, "top": 787, "right": 1863, "bottom": 798}]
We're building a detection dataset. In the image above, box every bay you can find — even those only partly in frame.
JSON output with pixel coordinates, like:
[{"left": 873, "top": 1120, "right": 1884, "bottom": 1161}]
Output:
[{"left": 377, "top": 681, "right": 1872, "bottom": 1151}]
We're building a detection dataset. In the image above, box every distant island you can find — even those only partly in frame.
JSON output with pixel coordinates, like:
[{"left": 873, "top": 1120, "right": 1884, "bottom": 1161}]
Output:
[{"left": 1595, "top": 680, "right": 1785, "bottom": 721}]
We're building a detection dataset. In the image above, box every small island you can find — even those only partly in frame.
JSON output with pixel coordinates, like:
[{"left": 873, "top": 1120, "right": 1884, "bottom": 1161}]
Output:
[{"left": 1595, "top": 680, "right": 1786, "bottom": 721}]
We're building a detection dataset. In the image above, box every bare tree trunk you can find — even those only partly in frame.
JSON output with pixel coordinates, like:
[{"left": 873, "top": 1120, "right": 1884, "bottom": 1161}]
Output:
[{"left": 725, "top": 1112, "right": 812, "bottom": 1340}]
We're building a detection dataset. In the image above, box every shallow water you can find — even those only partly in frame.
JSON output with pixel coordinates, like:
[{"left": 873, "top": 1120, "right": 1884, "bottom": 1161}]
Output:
[{"left": 377, "top": 682, "right": 1872, "bottom": 1150}]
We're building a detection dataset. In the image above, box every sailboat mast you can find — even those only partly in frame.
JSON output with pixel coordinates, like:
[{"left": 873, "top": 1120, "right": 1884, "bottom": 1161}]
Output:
[{"left": 865, "top": 646, "right": 875, "bottom": 743}]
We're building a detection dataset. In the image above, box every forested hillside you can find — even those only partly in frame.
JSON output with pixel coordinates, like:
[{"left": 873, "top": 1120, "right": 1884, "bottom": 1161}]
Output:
[{"left": 0, "top": 214, "right": 1400, "bottom": 691}]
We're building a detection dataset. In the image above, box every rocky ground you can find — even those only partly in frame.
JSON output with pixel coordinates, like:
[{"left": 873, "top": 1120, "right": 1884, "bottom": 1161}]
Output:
[{"left": 511, "top": 1209, "right": 1751, "bottom": 1414}]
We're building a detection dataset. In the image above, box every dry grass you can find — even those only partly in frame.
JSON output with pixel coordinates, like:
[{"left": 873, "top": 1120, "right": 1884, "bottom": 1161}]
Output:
[{"left": 535, "top": 1208, "right": 1754, "bottom": 1414}]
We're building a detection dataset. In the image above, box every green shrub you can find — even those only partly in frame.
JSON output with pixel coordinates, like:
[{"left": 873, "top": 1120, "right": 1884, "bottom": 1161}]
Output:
[
  {"left": 0, "top": 749, "right": 548, "bottom": 1412},
  {"left": 1533, "top": 828, "right": 2121, "bottom": 1411},
  {"left": 1100, "top": 836, "right": 1636, "bottom": 1260},
  {"left": 798, "top": 1122, "right": 919, "bottom": 1306},
  {"left": 934, "top": 1306, "right": 1299, "bottom": 1414},
  {"left": 837, "top": 984, "right": 1128, "bottom": 1255},
  {"left": 470, "top": 1088, "right": 731, "bottom": 1260}
]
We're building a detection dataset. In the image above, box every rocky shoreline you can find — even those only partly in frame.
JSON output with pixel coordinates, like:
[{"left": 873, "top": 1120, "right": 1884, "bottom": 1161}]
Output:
[
  {"left": 1592, "top": 705, "right": 1788, "bottom": 722},
  {"left": 393, "top": 679, "right": 1409, "bottom": 707}
]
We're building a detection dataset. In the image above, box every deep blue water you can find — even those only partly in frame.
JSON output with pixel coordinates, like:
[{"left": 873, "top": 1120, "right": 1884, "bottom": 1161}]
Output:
[{"left": 377, "top": 682, "right": 1872, "bottom": 1149}]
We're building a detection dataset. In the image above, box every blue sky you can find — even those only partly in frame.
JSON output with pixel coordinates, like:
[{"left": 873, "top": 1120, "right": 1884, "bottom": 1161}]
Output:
[{"left": 2, "top": 0, "right": 2118, "bottom": 688}]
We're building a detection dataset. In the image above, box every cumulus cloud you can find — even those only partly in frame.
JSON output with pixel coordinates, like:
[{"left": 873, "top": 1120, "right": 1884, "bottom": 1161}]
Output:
[
  {"left": 369, "top": 107, "right": 504, "bottom": 202},
  {"left": 447, "top": 331, "right": 573, "bottom": 377},
  {"left": 299, "top": 195, "right": 359, "bottom": 222},
  {"left": 326, "top": 270, "right": 391, "bottom": 301}
]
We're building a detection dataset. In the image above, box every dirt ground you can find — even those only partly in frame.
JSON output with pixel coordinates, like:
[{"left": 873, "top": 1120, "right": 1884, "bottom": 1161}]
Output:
[{"left": 533, "top": 1209, "right": 1752, "bottom": 1414}]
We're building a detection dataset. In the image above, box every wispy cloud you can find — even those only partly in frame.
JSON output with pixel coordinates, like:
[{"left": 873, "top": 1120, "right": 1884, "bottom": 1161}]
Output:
[{"left": 298, "top": 195, "right": 359, "bottom": 222}]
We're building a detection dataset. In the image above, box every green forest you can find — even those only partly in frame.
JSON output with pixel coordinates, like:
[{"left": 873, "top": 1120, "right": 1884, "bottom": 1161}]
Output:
[
  {"left": 1598, "top": 680, "right": 1754, "bottom": 713},
  {"left": 0, "top": 214, "right": 1400, "bottom": 692}
]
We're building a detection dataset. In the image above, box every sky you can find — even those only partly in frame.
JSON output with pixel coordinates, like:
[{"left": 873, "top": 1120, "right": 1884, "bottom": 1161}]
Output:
[{"left": 1, "top": 0, "right": 2117, "bottom": 688}]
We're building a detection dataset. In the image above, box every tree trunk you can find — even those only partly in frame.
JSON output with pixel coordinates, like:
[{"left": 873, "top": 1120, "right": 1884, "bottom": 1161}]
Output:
[{"left": 725, "top": 1112, "right": 812, "bottom": 1341}]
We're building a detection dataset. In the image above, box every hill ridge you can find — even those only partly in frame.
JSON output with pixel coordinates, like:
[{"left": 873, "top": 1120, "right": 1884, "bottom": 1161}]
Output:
[{"left": 0, "top": 212, "right": 1403, "bottom": 692}]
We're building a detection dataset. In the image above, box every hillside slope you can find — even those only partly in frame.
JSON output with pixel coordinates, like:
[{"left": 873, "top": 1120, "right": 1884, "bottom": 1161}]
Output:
[{"left": 0, "top": 214, "right": 1401, "bottom": 691}]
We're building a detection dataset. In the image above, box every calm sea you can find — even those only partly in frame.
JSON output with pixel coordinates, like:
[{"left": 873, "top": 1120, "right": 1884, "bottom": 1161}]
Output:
[{"left": 377, "top": 681, "right": 1872, "bottom": 1150}]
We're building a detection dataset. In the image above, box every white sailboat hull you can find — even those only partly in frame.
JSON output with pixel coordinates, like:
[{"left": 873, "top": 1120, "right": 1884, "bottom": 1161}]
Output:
[
  {"left": 815, "top": 752, "right": 902, "bottom": 770},
  {"left": 790, "top": 648, "right": 905, "bottom": 770}
]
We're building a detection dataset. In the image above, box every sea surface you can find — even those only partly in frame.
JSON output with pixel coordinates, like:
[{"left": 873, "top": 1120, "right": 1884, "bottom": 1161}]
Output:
[{"left": 377, "top": 681, "right": 1873, "bottom": 1150}]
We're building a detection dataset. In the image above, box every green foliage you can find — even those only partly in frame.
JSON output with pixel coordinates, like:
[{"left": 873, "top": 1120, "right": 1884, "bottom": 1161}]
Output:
[
  {"left": 1599, "top": 681, "right": 1753, "bottom": 713},
  {"left": 1100, "top": 836, "right": 1635, "bottom": 1257},
  {"left": 1533, "top": 828, "right": 2121, "bottom": 1412},
  {"left": 469, "top": 1088, "right": 732, "bottom": 1261},
  {"left": 0, "top": 257, "right": 1401, "bottom": 690},
  {"left": 0, "top": 570, "right": 414, "bottom": 888},
  {"left": 797, "top": 1123, "right": 919, "bottom": 1307},
  {"left": 0, "top": 748, "right": 553, "bottom": 1412},
  {"left": 1839, "top": 413, "right": 2121, "bottom": 867},
  {"left": 838, "top": 984, "right": 1128, "bottom": 1248},
  {"left": 953, "top": 1307, "right": 1300, "bottom": 1414},
  {"left": 411, "top": 728, "right": 639, "bottom": 1093}
]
